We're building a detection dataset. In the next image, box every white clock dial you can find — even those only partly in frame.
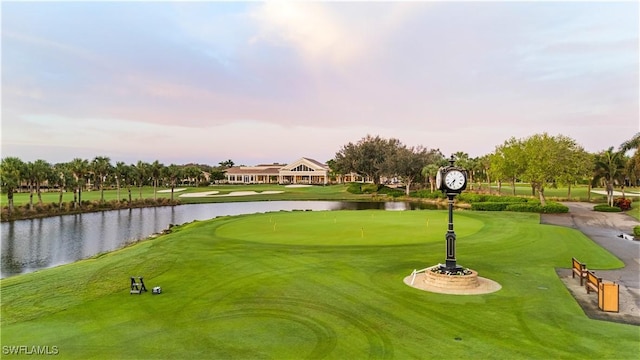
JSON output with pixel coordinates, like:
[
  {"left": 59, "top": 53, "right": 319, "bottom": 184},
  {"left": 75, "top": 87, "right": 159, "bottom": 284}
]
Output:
[
  {"left": 435, "top": 170, "right": 442, "bottom": 190},
  {"left": 444, "top": 170, "right": 466, "bottom": 191}
]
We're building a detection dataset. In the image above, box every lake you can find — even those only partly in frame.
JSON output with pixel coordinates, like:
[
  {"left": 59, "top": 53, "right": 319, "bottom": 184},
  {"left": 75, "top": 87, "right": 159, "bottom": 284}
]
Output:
[{"left": 0, "top": 201, "right": 439, "bottom": 278}]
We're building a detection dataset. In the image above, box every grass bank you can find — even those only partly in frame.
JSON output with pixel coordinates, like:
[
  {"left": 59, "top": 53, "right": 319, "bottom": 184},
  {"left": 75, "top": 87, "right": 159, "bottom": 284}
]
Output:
[
  {"left": 1, "top": 210, "right": 636, "bottom": 359},
  {"left": 2, "top": 183, "right": 625, "bottom": 222}
]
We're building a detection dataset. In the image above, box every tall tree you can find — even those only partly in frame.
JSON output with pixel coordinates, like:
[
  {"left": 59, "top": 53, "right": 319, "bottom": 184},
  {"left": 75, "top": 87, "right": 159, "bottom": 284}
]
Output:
[
  {"left": 32, "top": 159, "right": 52, "bottom": 205},
  {"left": 24, "top": 161, "right": 37, "bottom": 210},
  {"left": 490, "top": 137, "right": 526, "bottom": 195},
  {"left": 421, "top": 164, "right": 440, "bottom": 192},
  {"left": 520, "top": 133, "right": 583, "bottom": 206},
  {"left": 50, "top": 163, "right": 74, "bottom": 210},
  {"left": 453, "top": 152, "right": 472, "bottom": 189},
  {"left": 557, "top": 147, "right": 591, "bottom": 199},
  {"left": 150, "top": 160, "right": 164, "bottom": 200},
  {"left": 219, "top": 159, "right": 235, "bottom": 169},
  {"left": 69, "top": 158, "right": 89, "bottom": 208},
  {"left": 113, "top": 161, "right": 129, "bottom": 202},
  {"left": 134, "top": 161, "right": 150, "bottom": 199},
  {"left": 620, "top": 132, "right": 640, "bottom": 187},
  {"left": 91, "top": 156, "right": 112, "bottom": 203},
  {"left": 334, "top": 135, "right": 399, "bottom": 185},
  {"left": 389, "top": 145, "right": 442, "bottom": 195},
  {"left": 0, "top": 157, "right": 26, "bottom": 215},
  {"left": 163, "top": 164, "right": 183, "bottom": 202},
  {"left": 593, "top": 147, "right": 626, "bottom": 206},
  {"left": 184, "top": 165, "right": 202, "bottom": 187},
  {"left": 475, "top": 155, "right": 492, "bottom": 192}
]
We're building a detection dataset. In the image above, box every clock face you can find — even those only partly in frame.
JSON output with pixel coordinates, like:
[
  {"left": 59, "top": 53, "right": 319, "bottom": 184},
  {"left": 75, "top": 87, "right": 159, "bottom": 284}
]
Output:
[
  {"left": 435, "top": 170, "right": 442, "bottom": 190},
  {"left": 444, "top": 170, "right": 466, "bottom": 191}
]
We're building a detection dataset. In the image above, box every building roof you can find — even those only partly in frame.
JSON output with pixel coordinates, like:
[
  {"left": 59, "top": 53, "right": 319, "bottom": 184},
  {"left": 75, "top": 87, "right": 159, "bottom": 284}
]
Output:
[{"left": 224, "top": 157, "right": 328, "bottom": 176}]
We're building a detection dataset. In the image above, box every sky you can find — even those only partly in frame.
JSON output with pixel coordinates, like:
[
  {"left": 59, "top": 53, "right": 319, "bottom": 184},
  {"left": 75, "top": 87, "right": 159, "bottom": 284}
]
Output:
[{"left": 1, "top": 1, "right": 638, "bottom": 166}]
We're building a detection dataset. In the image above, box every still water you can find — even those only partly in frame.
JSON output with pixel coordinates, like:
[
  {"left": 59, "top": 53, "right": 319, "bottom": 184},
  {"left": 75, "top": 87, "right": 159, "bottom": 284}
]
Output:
[{"left": 1, "top": 201, "right": 437, "bottom": 278}]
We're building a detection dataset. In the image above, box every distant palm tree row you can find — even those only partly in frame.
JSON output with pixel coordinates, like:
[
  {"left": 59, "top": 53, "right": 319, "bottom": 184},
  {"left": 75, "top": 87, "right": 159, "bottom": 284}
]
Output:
[
  {"left": 0, "top": 157, "right": 231, "bottom": 216},
  {"left": 1, "top": 132, "right": 638, "bottom": 217}
]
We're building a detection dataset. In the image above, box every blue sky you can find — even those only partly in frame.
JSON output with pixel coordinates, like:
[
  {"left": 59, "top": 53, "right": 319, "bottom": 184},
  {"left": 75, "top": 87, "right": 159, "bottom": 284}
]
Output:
[{"left": 2, "top": 1, "right": 638, "bottom": 166}]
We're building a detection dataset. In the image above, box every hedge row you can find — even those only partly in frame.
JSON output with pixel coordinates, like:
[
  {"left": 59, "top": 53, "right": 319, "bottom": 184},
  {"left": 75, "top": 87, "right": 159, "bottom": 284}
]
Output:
[
  {"left": 458, "top": 193, "right": 527, "bottom": 204},
  {"left": 409, "top": 190, "right": 445, "bottom": 199},
  {"left": 1, "top": 198, "right": 181, "bottom": 222},
  {"left": 505, "top": 202, "right": 569, "bottom": 213},
  {"left": 470, "top": 201, "right": 568, "bottom": 213},
  {"left": 346, "top": 183, "right": 404, "bottom": 197}
]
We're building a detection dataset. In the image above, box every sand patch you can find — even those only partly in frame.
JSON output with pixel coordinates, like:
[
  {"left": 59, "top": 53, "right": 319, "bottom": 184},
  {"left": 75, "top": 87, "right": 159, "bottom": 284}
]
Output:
[
  {"left": 158, "top": 188, "right": 186, "bottom": 193},
  {"left": 179, "top": 191, "right": 220, "bottom": 198},
  {"left": 591, "top": 190, "right": 640, "bottom": 197},
  {"left": 285, "top": 184, "right": 312, "bottom": 188},
  {"left": 211, "top": 191, "right": 285, "bottom": 197}
]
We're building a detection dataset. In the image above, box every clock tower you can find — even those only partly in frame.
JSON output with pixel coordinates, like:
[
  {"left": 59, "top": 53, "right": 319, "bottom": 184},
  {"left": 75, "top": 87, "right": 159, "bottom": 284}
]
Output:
[{"left": 437, "top": 156, "right": 468, "bottom": 271}]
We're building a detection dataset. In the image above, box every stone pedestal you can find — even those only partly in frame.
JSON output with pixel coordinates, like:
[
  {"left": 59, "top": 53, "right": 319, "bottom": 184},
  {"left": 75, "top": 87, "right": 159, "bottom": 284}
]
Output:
[
  {"left": 403, "top": 265, "right": 501, "bottom": 295},
  {"left": 423, "top": 266, "right": 480, "bottom": 291}
]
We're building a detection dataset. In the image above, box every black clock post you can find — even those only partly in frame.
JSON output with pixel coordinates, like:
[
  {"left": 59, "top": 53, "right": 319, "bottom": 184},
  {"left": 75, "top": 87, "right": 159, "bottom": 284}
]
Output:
[
  {"left": 443, "top": 192, "right": 462, "bottom": 272},
  {"left": 437, "top": 156, "right": 468, "bottom": 272},
  {"left": 404, "top": 156, "right": 500, "bottom": 294}
]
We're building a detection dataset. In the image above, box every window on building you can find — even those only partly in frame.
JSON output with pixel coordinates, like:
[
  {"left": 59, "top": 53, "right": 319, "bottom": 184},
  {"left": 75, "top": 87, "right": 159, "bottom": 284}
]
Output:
[{"left": 292, "top": 164, "right": 313, "bottom": 172}]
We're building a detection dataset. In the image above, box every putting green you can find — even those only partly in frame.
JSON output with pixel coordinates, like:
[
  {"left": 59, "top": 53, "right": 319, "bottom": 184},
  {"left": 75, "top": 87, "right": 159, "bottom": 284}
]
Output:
[
  {"left": 1, "top": 210, "right": 637, "bottom": 359},
  {"left": 216, "top": 210, "right": 484, "bottom": 245}
]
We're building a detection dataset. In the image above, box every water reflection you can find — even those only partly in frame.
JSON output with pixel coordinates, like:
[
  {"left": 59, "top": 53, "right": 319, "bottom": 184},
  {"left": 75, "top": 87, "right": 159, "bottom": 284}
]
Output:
[{"left": 0, "top": 201, "right": 438, "bottom": 278}]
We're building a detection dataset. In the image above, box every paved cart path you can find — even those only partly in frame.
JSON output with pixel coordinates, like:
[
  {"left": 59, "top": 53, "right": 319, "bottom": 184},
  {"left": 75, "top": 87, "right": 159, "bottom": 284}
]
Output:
[{"left": 541, "top": 202, "right": 640, "bottom": 325}]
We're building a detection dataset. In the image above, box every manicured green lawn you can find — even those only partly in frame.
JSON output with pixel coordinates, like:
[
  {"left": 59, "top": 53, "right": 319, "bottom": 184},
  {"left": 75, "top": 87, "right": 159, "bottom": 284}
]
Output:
[
  {"left": 1, "top": 210, "right": 637, "bottom": 359},
  {"left": 4, "top": 184, "right": 370, "bottom": 207}
]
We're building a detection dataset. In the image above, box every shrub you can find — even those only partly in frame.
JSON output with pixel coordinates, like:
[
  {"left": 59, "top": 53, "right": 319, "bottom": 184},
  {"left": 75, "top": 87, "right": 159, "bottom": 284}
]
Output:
[
  {"left": 361, "top": 183, "right": 379, "bottom": 194},
  {"left": 594, "top": 204, "right": 622, "bottom": 212},
  {"left": 539, "top": 202, "right": 569, "bottom": 213},
  {"left": 613, "top": 198, "right": 632, "bottom": 211},
  {"left": 471, "top": 202, "right": 512, "bottom": 211},
  {"left": 458, "top": 193, "right": 489, "bottom": 203},
  {"left": 410, "top": 190, "right": 444, "bottom": 199},
  {"left": 346, "top": 183, "right": 363, "bottom": 194},
  {"left": 634, "top": 226, "right": 640, "bottom": 237},
  {"left": 458, "top": 193, "right": 528, "bottom": 204},
  {"left": 503, "top": 201, "right": 568, "bottom": 213},
  {"left": 506, "top": 203, "right": 541, "bottom": 212},
  {"left": 377, "top": 186, "right": 404, "bottom": 198}
]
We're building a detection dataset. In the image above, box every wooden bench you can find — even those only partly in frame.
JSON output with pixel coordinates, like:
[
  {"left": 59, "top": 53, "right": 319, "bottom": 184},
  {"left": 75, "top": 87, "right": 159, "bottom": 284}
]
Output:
[
  {"left": 571, "top": 257, "right": 587, "bottom": 285},
  {"left": 585, "top": 270, "right": 601, "bottom": 295}
]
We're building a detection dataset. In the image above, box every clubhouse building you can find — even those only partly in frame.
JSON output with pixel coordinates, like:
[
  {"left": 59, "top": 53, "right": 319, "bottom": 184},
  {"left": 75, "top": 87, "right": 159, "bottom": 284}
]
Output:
[{"left": 224, "top": 157, "right": 331, "bottom": 185}]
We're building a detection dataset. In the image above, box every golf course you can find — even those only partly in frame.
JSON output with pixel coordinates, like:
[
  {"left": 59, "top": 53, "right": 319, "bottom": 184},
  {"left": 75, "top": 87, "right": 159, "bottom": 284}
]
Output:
[{"left": 1, "top": 208, "right": 638, "bottom": 359}]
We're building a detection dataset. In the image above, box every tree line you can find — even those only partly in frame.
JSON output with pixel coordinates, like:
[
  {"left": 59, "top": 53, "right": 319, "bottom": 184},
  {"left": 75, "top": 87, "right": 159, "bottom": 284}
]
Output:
[
  {"left": 0, "top": 157, "right": 235, "bottom": 216},
  {"left": 1, "top": 132, "right": 639, "bottom": 216},
  {"left": 331, "top": 132, "right": 639, "bottom": 206}
]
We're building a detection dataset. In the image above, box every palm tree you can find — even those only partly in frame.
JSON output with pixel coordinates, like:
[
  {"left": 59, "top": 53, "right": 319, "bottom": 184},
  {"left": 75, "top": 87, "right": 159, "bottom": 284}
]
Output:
[
  {"left": 32, "top": 159, "right": 51, "bottom": 205},
  {"left": 163, "top": 164, "right": 183, "bottom": 202},
  {"left": 123, "top": 164, "right": 135, "bottom": 206},
  {"left": 50, "top": 163, "right": 73, "bottom": 210},
  {"left": 620, "top": 132, "right": 640, "bottom": 187},
  {"left": 134, "top": 161, "right": 150, "bottom": 199},
  {"left": 69, "top": 158, "right": 90, "bottom": 208},
  {"left": 219, "top": 159, "right": 235, "bottom": 169},
  {"left": 421, "top": 163, "right": 440, "bottom": 192},
  {"left": 0, "top": 157, "right": 26, "bottom": 215},
  {"left": 150, "top": 160, "right": 164, "bottom": 200},
  {"left": 619, "top": 132, "right": 640, "bottom": 152},
  {"left": 24, "top": 161, "right": 36, "bottom": 210},
  {"left": 114, "top": 161, "right": 128, "bottom": 202},
  {"left": 593, "top": 147, "right": 626, "bottom": 206},
  {"left": 184, "top": 166, "right": 202, "bottom": 187},
  {"left": 91, "top": 156, "right": 112, "bottom": 203}
]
